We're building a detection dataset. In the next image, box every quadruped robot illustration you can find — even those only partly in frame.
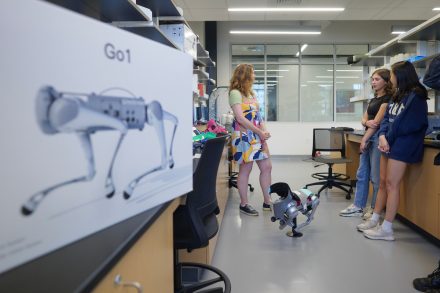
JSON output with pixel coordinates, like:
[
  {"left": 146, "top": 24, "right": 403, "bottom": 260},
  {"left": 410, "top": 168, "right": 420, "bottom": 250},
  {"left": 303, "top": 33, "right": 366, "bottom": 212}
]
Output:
[
  {"left": 269, "top": 182, "right": 320, "bottom": 237},
  {"left": 21, "top": 86, "right": 178, "bottom": 216}
]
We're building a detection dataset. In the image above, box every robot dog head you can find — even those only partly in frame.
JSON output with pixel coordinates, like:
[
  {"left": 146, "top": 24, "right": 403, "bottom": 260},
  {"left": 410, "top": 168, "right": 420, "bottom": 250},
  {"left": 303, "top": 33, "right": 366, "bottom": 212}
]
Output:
[{"left": 269, "top": 182, "right": 301, "bottom": 205}]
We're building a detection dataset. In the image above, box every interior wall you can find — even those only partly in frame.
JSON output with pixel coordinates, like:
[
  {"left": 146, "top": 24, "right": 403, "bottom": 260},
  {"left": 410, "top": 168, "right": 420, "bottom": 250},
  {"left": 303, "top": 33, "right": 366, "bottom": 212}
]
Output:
[{"left": 216, "top": 20, "right": 420, "bottom": 155}]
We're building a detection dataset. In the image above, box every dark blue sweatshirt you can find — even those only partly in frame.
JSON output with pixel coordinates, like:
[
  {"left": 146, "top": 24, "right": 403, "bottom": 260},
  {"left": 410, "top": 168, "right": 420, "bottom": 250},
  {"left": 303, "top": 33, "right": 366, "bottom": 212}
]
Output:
[{"left": 378, "top": 91, "right": 428, "bottom": 163}]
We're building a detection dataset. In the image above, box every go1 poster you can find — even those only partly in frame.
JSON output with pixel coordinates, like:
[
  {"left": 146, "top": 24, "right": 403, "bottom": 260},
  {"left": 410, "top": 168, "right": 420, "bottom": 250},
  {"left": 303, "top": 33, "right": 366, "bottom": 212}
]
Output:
[{"left": 0, "top": 0, "right": 193, "bottom": 273}]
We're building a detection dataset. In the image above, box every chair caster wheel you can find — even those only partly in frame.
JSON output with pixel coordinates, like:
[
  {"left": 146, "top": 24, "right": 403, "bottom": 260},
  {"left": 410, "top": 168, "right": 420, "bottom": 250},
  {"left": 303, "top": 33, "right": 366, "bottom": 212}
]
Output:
[
  {"left": 346, "top": 194, "right": 351, "bottom": 200},
  {"left": 271, "top": 216, "right": 277, "bottom": 222},
  {"left": 249, "top": 187, "right": 254, "bottom": 192}
]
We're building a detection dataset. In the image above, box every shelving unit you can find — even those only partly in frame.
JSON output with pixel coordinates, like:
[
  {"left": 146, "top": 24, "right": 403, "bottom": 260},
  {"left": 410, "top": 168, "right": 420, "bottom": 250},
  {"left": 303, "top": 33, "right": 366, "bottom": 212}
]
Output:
[
  {"left": 412, "top": 53, "right": 440, "bottom": 68},
  {"left": 400, "top": 13, "right": 440, "bottom": 41},
  {"left": 46, "top": 0, "right": 217, "bottom": 122},
  {"left": 349, "top": 12, "right": 440, "bottom": 113},
  {"left": 367, "top": 40, "right": 417, "bottom": 57},
  {"left": 349, "top": 55, "right": 386, "bottom": 67}
]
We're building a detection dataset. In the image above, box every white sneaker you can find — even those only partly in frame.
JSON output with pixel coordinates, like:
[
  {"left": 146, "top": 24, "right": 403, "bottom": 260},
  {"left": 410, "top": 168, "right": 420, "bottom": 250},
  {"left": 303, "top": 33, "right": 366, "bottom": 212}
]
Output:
[
  {"left": 362, "top": 207, "right": 373, "bottom": 220},
  {"left": 357, "top": 219, "right": 378, "bottom": 232},
  {"left": 339, "top": 204, "right": 363, "bottom": 217},
  {"left": 363, "top": 225, "right": 395, "bottom": 241}
]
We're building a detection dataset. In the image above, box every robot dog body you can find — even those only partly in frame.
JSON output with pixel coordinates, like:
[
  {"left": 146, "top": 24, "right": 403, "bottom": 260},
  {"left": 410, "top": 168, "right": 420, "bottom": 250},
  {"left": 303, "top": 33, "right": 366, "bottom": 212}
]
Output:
[{"left": 269, "top": 182, "right": 320, "bottom": 237}]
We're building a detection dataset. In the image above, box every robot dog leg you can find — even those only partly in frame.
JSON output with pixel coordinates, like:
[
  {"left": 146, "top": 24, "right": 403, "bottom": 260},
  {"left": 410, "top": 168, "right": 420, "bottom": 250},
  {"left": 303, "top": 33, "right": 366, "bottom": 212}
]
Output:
[{"left": 269, "top": 182, "right": 320, "bottom": 238}]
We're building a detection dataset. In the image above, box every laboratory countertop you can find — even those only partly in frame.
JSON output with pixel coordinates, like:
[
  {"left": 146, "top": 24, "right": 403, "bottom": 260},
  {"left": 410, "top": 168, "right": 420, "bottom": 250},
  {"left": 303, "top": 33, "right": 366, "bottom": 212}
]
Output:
[
  {"left": 0, "top": 202, "right": 171, "bottom": 293},
  {"left": 347, "top": 131, "right": 440, "bottom": 149}
]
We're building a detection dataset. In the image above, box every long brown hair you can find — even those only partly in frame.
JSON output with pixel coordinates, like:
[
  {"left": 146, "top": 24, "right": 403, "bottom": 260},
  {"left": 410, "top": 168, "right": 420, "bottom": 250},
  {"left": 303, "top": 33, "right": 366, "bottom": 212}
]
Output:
[
  {"left": 229, "top": 64, "right": 255, "bottom": 97},
  {"left": 371, "top": 68, "right": 394, "bottom": 97}
]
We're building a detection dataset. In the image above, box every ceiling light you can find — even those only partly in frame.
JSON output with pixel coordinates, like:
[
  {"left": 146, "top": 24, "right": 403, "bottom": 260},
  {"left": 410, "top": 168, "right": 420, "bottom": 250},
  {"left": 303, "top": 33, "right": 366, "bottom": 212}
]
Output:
[
  {"left": 390, "top": 25, "right": 413, "bottom": 35},
  {"left": 230, "top": 31, "right": 320, "bottom": 35},
  {"left": 295, "top": 44, "right": 308, "bottom": 57},
  {"left": 316, "top": 76, "right": 360, "bottom": 79},
  {"left": 254, "top": 69, "right": 290, "bottom": 72},
  {"left": 433, "top": 8, "right": 440, "bottom": 11},
  {"left": 327, "top": 69, "right": 363, "bottom": 72},
  {"left": 228, "top": 8, "right": 345, "bottom": 12}
]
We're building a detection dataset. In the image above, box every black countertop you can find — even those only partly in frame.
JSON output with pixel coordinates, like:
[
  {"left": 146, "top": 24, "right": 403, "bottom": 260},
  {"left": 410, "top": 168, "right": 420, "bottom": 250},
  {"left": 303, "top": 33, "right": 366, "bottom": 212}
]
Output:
[{"left": 0, "top": 202, "right": 170, "bottom": 293}]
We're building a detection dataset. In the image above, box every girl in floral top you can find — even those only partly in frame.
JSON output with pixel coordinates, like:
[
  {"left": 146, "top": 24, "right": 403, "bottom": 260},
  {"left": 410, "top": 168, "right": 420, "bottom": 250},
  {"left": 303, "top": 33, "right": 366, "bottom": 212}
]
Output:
[{"left": 229, "top": 64, "right": 272, "bottom": 216}]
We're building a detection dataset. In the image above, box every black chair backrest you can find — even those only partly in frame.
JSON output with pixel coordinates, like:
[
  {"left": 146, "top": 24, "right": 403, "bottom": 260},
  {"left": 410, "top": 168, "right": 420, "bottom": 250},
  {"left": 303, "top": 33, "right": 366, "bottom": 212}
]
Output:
[
  {"left": 188, "top": 135, "right": 227, "bottom": 221},
  {"left": 312, "top": 128, "right": 346, "bottom": 158}
]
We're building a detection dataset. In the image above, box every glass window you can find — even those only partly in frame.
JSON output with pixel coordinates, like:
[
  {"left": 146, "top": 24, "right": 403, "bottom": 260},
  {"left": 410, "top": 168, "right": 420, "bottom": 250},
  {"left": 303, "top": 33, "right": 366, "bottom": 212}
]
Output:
[
  {"left": 300, "top": 65, "right": 334, "bottom": 121},
  {"left": 335, "top": 44, "right": 368, "bottom": 64},
  {"left": 231, "top": 45, "right": 264, "bottom": 64},
  {"left": 230, "top": 43, "right": 372, "bottom": 122},
  {"left": 301, "top": 45, "right": 333, "bottom": 64},
  {"left": 265, "top": 64, "right": 299, "bottom": 122},
  {"left": 334, "top": 64, "right": 364, "bottom": 121},
  {"left": 266, "top": 45, "right": 299, "bottom": 63}
]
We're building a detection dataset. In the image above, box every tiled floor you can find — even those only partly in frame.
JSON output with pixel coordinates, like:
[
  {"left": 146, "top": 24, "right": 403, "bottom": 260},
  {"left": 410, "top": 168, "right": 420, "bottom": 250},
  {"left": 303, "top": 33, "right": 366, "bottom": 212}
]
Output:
[{"left": 212, "top": 156, "right": 440, "bottom": 293}]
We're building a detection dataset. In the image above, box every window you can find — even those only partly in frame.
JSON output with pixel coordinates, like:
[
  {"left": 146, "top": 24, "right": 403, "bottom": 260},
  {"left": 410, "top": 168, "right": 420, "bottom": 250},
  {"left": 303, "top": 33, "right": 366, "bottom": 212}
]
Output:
[
  {"left": 230, "top": 44, "right": 371, "bottom": 122},
  {"left": 335, "top": 45, "right": 368, "bottom": 121},
  {"left": 301, "top": 64, "right": 334, "bottom": 122},
  {"left": 266, "top": 64, "right": 299, "bottom": 121}
]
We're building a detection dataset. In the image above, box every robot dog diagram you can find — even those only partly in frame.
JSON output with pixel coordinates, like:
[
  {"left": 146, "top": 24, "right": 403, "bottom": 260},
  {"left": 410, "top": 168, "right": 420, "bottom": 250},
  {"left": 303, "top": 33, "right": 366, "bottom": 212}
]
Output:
[
  {"left": 269, "top": 182, "right": 320, "bottom": 237},
  {"left": 21, "top": 86, "right": 178, "bottom": 216}
]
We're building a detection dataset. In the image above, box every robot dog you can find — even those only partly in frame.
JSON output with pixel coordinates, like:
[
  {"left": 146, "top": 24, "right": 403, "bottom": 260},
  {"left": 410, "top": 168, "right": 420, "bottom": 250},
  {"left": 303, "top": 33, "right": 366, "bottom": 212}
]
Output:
[{"left": 269, "top": 182, "right": 320, "bottom": 237}]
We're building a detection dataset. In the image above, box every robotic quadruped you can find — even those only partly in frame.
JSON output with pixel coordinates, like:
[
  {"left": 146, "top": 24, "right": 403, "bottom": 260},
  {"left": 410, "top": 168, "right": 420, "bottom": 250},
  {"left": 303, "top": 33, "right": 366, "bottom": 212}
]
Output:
[
  {"left": 269, "top": 182, "right": 320, "bottom": 237},
  {"left": 21, "top": 86, "right": 178, "bottom": 216}
]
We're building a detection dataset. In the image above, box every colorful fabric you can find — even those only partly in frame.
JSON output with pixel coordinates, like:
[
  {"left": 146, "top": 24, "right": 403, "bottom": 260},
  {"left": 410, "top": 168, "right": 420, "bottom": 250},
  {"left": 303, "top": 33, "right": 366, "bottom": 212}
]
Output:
[{"left": 230, "top": 93, "right": 269, "bottom": 164}]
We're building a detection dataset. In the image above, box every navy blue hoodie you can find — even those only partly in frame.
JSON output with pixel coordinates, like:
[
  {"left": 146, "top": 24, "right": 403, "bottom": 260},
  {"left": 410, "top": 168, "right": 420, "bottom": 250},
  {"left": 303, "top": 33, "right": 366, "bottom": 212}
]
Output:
[{"left": 378, "top": 91, "right": 428, "bottom": 163}]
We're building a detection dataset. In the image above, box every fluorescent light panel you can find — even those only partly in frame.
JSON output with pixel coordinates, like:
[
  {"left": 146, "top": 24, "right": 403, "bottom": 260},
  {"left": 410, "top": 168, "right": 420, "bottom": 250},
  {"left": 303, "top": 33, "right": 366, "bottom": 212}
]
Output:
[
  {"left": 296, "top": 44, "right": 308, "bottom": 57},
  {"left": 328, "top": 69, "right": 362, "bottom": 72},
  {"left": 316, "top": 76, "right": 360, "bottom": 79},
  {"left": 391, "top": 31, "right": 406, "bottom": 35},
  {"left": 433, "top": 7, "right": 440, "bottom": 10},
  {"left": 230, "top": 31, "right": 320, "bottom": 35},
  {"left": 254, "top": 69, "right": 289, "bottom": 72},
  {"left": 228, "top": 8, "right": 345, "bottom": 12}
]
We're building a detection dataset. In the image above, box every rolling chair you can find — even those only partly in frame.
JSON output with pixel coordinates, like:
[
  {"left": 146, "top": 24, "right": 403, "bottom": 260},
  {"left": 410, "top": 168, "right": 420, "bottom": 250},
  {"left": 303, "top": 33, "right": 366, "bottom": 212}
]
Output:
[
  {"left": 304, "top": 128, "right": 353, "bottom": 199},
  {"left": 174, "top": 135, "right": 231, "bottom": 293}
]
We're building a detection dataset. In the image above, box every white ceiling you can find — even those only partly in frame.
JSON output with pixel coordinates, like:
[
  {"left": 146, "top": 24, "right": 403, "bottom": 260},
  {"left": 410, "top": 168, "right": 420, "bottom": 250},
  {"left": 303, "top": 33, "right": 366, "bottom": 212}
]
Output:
[{"left": 173, "top": 0, "right": 440, "bottom": 21}]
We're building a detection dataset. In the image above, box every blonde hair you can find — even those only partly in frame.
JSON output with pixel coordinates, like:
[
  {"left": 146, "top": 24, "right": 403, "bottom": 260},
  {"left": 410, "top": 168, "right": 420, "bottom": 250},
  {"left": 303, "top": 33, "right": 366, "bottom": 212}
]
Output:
[{"left": 229, "top": 64, "right": 255, "bottom": 97}]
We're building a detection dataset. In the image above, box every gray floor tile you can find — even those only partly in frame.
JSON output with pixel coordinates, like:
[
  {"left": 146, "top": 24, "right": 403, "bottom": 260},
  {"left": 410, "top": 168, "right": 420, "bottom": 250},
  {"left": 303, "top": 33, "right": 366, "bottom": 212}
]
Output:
[{"left": 212, "top": 156, "right": 440, "bottom": 293}]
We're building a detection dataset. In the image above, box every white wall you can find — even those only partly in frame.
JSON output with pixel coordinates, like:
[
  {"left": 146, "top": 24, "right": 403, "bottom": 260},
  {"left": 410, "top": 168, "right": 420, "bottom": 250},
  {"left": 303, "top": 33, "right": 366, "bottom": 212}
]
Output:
[
  {"left": 266, "top": 121, "right": 360, "bottom": 155},
  {"left": 216, "top": 20, "right": 420, "bottom": 155}
]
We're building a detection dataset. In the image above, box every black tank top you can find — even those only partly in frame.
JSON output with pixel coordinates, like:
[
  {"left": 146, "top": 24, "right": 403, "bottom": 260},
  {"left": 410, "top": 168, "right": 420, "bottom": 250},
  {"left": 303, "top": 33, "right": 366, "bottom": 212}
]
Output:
[{"left": 367, "top": 95, "right": 390, "bottom": 120}]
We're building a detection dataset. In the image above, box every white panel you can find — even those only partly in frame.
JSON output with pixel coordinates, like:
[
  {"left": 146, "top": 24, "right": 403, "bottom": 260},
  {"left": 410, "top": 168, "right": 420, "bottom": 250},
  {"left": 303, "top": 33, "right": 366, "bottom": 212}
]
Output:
[
  {"left": 266, "top": 122, "right": 360, "bottom": 155},
  {"left": 0, "top": 0, "right": 193, "bottom": 273}
]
